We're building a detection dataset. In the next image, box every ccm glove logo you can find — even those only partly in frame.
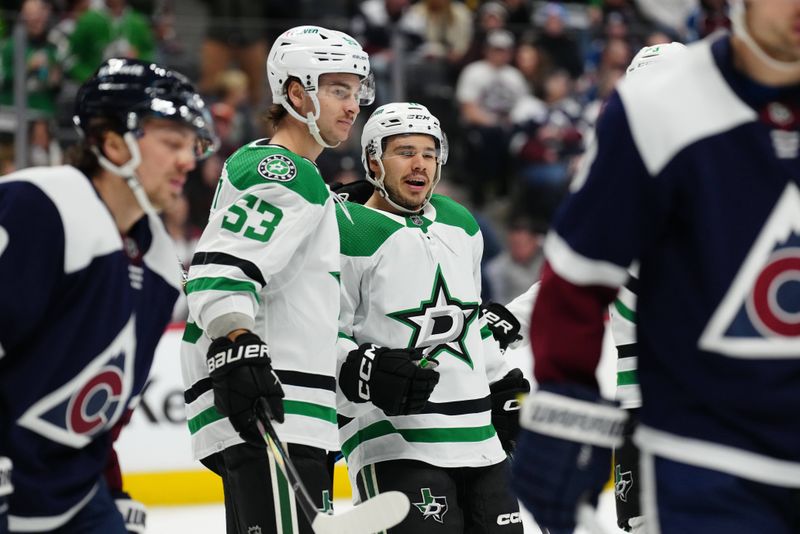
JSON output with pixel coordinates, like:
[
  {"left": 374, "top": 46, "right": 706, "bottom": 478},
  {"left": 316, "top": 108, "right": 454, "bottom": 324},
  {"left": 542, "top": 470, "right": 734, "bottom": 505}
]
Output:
[
  {"left": 496, "top": 512, "right": 521, "bottom": 525},
  {"left": 358, "top": 344, "right": 378, "bottom": 401},
  {"left": 208, "top": 343, "right": 269, "bottom": 373}
]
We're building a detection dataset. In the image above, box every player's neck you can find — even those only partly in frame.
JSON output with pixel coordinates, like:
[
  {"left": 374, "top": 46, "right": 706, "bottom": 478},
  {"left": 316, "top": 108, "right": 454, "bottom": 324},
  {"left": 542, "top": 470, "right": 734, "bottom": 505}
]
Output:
[
  {"left": 92, "top": 171, "right": 146, "bottom": 234},
  {"left": 270, "top": 122, "right": 324, "bottom": 162},
  {"left": 731, "top": 35, "right": 800, "bottom": 87}
]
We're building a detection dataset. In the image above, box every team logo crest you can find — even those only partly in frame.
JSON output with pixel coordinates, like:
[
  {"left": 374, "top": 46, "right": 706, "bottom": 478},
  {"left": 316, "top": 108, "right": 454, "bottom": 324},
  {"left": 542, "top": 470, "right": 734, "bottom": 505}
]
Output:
[
  {"left": 413, "top": 488, "right": 448, "bottom": 523},
  {"left": 615, "top": 464, "right": 634, "bottom": 503},
  {"left": 18, "top": 319, "right": 135, "bottom": 448},
  {"left": 258, "top": 154, "right": 297, "bottom": 182},
  {"left": 388, "top": 265, "right": 479, "bottom": 368},
  {"left": 699, "top": 183, "right": 800, "bottom": 357}
]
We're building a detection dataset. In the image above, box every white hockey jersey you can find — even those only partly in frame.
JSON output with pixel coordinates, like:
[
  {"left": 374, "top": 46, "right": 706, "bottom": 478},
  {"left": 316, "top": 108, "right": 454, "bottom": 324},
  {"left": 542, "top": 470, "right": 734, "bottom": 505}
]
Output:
[
  {"left": 181, "top": 142, "right": 340, "bottom": 459},
  {"left": 336, "top": 195, "right": 509, "bottom": 493}
]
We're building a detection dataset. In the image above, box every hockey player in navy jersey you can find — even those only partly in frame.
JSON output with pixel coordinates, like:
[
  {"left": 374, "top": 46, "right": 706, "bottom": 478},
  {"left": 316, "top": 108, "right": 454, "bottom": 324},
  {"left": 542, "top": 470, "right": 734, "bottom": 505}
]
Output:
[
  {"left": 0, "top": 58, "right": 216, "bottom": 533},
  {"left": 511, "top": 0, "right": 800, "bottom": 532}
]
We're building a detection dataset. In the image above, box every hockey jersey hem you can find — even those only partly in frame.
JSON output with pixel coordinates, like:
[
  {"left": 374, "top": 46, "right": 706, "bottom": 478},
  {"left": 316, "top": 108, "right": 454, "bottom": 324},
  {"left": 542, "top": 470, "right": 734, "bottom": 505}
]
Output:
[
  {"left": 634, "top": 425, "right": 800, "bottom": 488},
  {"left": 8, "top": 483, "right": 97, "bottom": 532}
]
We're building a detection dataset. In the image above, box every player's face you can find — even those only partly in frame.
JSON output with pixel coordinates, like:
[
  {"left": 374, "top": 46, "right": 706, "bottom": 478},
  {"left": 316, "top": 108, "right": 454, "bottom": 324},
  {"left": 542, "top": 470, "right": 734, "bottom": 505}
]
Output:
[
  {"left": 375, "top": 134, "right": 438, "bottom": 213},
  {"left": 135, "top": 118, "right": 198, "bottom": 211},
  {"left": 747, "top": 0, "right": 800, "bottom": 62},
  {"left": 315, "top": 73, "right": 361, "bottom": 144}
]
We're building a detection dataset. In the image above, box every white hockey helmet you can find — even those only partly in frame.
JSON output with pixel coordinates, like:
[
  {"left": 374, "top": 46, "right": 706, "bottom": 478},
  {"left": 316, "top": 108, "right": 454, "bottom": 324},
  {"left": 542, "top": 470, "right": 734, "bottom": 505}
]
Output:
[
  {"left": 361, "top": 102, "right": 448, "bottom": 213},
  {"left": 729, "top": 0, "right": 800, "bottom": 72},
  {"left": 267, "top": 25, "right": 374, "bottom": 148},
  {"left": 626, "top": 42, "right": 687, "bottom": 78}
]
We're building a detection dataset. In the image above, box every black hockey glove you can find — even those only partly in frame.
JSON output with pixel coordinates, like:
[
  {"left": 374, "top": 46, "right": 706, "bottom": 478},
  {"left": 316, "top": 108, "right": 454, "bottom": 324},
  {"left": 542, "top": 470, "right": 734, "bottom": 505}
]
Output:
[
  {"left": 340, "top": 344, "right": 440, "bottom": 416},
  {"left": 207, "top": 332, "right": 285, "bottom": 446},
  {"left": 330, "top": 180, "right": 374, "bottom": 204},
  {"left": 112, "top": 490, "right": 146, "bottom": 534},
  {"left": 489, "top": 368, "right": 530, "bottom": 453},
  {"left": 480, "top": 302, "right": 522, "bottom": 352}
]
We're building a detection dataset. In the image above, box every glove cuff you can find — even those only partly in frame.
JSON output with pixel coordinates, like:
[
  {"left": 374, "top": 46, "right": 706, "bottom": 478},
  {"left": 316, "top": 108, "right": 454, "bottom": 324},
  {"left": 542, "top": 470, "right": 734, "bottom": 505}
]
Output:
[
  {"left": 520, "top": 386, "right": 627, "bottom": 448},
  {"left": 0, "top": 457, "right": 12, "bottom": 497}
]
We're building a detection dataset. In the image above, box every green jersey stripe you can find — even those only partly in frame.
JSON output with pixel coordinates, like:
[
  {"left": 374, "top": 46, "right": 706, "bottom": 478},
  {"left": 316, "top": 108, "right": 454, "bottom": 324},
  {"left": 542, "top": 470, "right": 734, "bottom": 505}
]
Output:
[
  {"left": 283, "top": 400, "right": 337, "bottom": 424},
  {"left": 185, "top": 276, "right": 260, "bottom": 302},
  {"left": 338, "top": 332, "right": 356, "bottom": 343},
  {"left": 341, "top": 420, "right": 496, "bottom": 457},
  {"left": 183, "top": 322, "right": 204, "bottom": 344},
  {"left": 617, "top": 369, "right": 639, "bottom": 386},
  {"left": 187, "top": 405, "right": 224, "bottom": 435},
  {"left": 480, "top": 324, "right": 493, "bottom": 340},
  {"left": 614, "top": 298, "right": 637, "bottom": 323}
]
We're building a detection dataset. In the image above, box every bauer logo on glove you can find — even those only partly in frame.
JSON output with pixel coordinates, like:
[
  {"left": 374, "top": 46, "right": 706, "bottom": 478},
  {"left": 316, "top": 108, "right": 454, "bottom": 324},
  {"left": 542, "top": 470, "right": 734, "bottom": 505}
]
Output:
[{"left": 207, "top": 341, "right": 269, "bottom": 373}]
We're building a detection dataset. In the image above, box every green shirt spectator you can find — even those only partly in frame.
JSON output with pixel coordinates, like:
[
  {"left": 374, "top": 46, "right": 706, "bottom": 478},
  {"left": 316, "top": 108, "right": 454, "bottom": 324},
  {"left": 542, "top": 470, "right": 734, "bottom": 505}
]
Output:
[{"left": 67, "top": 2, "right": 155, "bottom": 82}]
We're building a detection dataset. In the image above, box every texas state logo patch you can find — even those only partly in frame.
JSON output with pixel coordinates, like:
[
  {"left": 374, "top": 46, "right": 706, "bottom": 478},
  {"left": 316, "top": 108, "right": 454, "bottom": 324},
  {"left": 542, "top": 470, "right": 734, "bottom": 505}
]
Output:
[
  {"left": 258, "top": 154, "right": 297, "bottom": 182},
  {"left": 699, "top": 182, "right": 800, "bottom": 357}
]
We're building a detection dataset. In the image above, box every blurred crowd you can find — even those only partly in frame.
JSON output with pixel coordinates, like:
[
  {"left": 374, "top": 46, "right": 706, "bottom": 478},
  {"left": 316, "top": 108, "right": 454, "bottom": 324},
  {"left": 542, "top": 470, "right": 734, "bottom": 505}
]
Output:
[{"left": 0, "top": 0, "right": 732, "bottom": 311}]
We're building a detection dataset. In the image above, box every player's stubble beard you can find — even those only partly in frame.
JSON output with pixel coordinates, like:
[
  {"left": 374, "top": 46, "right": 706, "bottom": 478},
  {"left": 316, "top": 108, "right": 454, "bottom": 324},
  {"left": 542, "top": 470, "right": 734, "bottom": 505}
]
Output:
[{"left": 385, "top": 174, "right": 430, "bottom": 213}]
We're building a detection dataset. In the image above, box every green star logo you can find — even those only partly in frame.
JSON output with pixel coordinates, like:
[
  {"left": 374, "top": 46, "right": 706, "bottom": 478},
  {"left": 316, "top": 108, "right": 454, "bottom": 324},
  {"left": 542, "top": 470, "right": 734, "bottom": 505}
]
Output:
[
  {"left": 258, "top": 154, "right": 297, "bottom": 182},
  {"left": 388, "top": 265, "right": 479, "bottom": 368}
]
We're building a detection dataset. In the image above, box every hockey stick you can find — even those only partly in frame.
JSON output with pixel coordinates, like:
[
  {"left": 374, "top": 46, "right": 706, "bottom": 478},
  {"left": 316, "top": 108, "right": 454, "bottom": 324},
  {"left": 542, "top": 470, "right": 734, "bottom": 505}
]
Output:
[{"left": 255, "top": 398, "right": 411, "bottom": 534}]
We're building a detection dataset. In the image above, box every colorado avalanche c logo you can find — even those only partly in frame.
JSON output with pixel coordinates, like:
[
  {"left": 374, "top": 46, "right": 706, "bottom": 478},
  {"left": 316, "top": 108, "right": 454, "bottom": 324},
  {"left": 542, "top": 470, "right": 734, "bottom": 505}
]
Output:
[
  {"left": 18, "top": 319, "right": 135, "bottom": 448},
  {"left": 67, "top": 367, "right": 125, "bottom": 435},
  {"left": 747, "top": 248, "right": 800, "bottom": 337},
  {"left": 700, "top": 183, "right": 800, "bottom": 357}
]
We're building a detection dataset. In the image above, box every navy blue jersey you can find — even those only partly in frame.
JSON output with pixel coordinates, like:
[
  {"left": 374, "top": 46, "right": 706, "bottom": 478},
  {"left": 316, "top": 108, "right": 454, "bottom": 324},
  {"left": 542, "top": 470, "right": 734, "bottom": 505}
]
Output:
[
  {"left": 531, "top": 35, "right": 800, "bottom": 487},
  {"left": 0, "top": 166, "right": 181, "bottom": 529}
]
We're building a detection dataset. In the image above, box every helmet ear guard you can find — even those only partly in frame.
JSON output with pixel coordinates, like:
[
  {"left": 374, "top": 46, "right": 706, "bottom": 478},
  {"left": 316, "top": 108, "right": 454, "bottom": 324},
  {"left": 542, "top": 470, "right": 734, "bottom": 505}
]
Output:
[{"left": 360, "top": 102, "right": 448, "bottom": 213}]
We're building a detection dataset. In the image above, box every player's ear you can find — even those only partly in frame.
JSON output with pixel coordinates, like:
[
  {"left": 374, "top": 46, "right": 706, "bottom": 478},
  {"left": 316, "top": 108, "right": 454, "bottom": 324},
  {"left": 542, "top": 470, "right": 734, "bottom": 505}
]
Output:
[
  {"left": 367, "top": 155, "right": 380, "bottom": 176},
  {"left": 101, "top": 130, "right": 132, "bottom": 167},
  {"left": 286, "top": 80, "right": 306, "bottom": 111}
]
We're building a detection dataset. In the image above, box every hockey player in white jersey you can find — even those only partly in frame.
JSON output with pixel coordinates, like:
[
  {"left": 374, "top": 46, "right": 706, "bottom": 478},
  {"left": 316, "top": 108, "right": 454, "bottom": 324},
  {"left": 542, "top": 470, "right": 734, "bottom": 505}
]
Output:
[
  {"left": 336, "top": 102, "right": 529, "bottom": 533},
  {"left": 180, "top": 25, "right": 373, "bottom": 534}
]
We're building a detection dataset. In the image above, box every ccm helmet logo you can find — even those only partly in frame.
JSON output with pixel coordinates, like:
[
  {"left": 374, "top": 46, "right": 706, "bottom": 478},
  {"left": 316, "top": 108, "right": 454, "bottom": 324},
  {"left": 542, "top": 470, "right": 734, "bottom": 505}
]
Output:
[
  {"left": 496, "top": 513, "right": 521, "bottom": 525},
  {"left": 407, "top": 114, "right": 431, "bottom": 121}
]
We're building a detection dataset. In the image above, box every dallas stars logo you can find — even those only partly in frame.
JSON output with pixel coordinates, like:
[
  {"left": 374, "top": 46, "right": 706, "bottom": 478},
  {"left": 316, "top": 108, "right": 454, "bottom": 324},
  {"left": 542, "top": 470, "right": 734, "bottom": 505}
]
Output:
[
  {"left": 258, "top": 154, "right": 297, "bottom": 182},
  {"left": 615, "top": 464, "right": 634, "bottom": 503},
  {"left": 388, "top": 265, "right": 479, "bottom": 368},
  {"left": 413, "top": 488, "right": 448, "bottom": 523}
]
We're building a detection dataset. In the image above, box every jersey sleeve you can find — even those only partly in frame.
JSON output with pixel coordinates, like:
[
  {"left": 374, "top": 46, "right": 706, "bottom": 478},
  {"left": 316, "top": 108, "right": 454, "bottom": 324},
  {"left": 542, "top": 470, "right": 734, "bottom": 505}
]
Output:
[
  {"left": 531, "top": 91, "right": 652, "bottom": 389},
  {"left": 185, "top": 181, "right": 325, "bottom": 338},
  {"left": 337, "top": 253, "right": 361, "bottom": 362},
  {"left": 0, "top": 182, "right": 64, "bottom": 357},
  {"left": 504, "top": 281, "right": 540, "bottom": 349}
]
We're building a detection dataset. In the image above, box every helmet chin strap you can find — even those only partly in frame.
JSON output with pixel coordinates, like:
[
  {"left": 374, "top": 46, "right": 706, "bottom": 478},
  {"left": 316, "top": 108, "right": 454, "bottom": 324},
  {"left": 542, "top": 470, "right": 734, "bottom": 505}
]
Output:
[
  {"left": 281, "top": 93, "right": 341, "bottom": 149},
  {"left": 731, "top": 1, "right": 800, "bottom": 72},
  {"left": 92, "top": 131, "right": 159, "bottom": 218}
]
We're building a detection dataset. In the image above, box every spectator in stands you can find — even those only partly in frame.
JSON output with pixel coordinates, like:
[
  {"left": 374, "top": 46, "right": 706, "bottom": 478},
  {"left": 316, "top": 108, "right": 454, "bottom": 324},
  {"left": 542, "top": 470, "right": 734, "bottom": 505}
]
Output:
[
  {"left": 485, "top": 216, "right": 546, "bottom": 304},
  {"left": 515, "top": 40, "right": 549, "bottom": 97},
  {"left": 686, "top": 0, "right": 730, "bottom": 42},
  {"left": 461, "top": 1, "right": 508, "bottom": 67},
  {"left": 0, "top": 0, "right": 61, "bottom": 118},
  {"left": 197, "top": 0, "right": 269, "bottom": 109},
  {"left": 509, "top": 68, "right": 583, "bottom": 222},
  {"left": 456, "top": 28, "right": 528, "bottom": 206},
  {"left": 400, "top": 0, "right": 473, "bottom": 70},
  {"left": 48, "top": 0, "right": 90, "bottom": 68},
  {"left": 66, "top": 0, "right": 155, "bottom": 82},
  {"left": 500, "top": 0, "right": 533, "bottom": 39},
  {"left": 209, "top": 69, "right": 252, "bottom": 156},
  {"left": 534, "top": 2, "right": 583, "bottom": 79},
  {"left": 350, "top": 0, "right": 412, "bottom": 104}
]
